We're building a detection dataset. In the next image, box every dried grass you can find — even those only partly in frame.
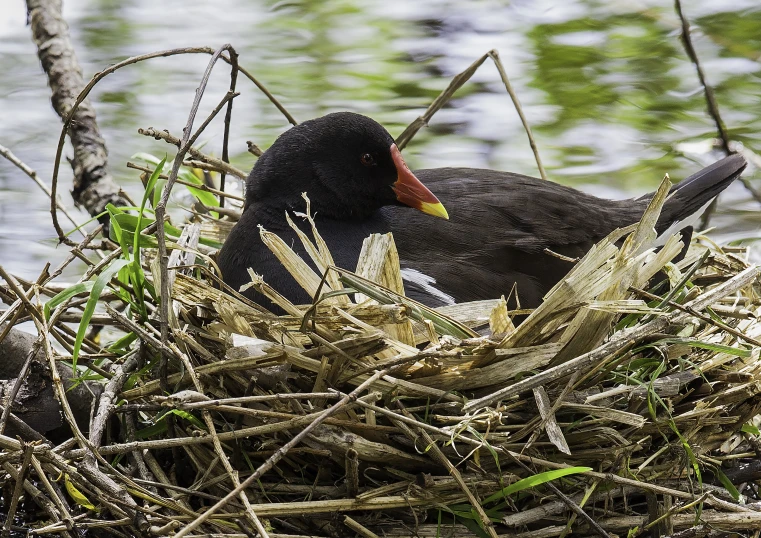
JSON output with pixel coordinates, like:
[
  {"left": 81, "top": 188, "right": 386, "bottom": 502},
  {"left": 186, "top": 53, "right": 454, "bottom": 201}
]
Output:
[{"left": 4, "top": 170, "right": 759, "bottom": 537}]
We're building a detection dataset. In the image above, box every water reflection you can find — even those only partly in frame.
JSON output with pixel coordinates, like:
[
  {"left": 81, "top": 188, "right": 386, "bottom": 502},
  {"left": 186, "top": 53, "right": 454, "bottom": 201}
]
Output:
[{"left": 0, "top": 0, "right": 759, "bottom": 278}]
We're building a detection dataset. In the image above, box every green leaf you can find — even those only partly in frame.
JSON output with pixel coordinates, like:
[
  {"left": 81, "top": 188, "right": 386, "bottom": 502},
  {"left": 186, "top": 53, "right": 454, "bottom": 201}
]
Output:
[
  {"left": 170, "top": 409, "right": 207, "bottom": 430},
  {"left": 715, "top": 468, "right": 741, "bottom": 501},
  {"left": 482, "top": 467, "right": 591, "bottom": 505},
  {"left": 64, "top": 474, "right": 96, "bottom": 510},
  {"left": 125, "top": 358, "right": 158, "bottom": 391},
  {"left": 457, "top": 514, "right": 491, "bottom": 538},
  {"left": 153, "top": 177, "right": 167, "bottom": 209},
  {"left": 106, "top": 203, "right": 126, "bottom": 253},
  {"left": 44, "top": 281, "right": 95, "bottom": 320},
  {"left": 669, "top": 420, "right": 702, "bottom": 483},
  {"left": 108, "top": 212, "right": 221, "bottom": 249},
  {"left": 132, "top": 151, "right": 220, "bottom": 215},
  {"left": 742, "top": 424, "right": 760, "bottom": 435},
  {"left": 64, "top": 210, "right": 109, "bottom": 238},
  {"left": 72, "top": 259, "right": 131, "bottom": 369},
  {"left": 136, "top": 420, "right": 168, "bottom": 439},
  {"left": 132, "top": 156, "right": 167, "bottom": 319},
  {"left": 107, "top": 331, "right": 138, "bottom": 353},
  {"left": 654, "top": 338, "right": 751, "bottom": 358},
  {"left": 179, "top": 169, "right": 220, "bottom": 213}
]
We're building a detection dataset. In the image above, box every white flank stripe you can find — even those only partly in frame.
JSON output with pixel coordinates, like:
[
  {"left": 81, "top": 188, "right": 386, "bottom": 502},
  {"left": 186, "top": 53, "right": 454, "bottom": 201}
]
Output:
[
  {"left": 400, "top": 268, "right": 456, "bottom": 305},
  {"left": 654, "top": 199, "right": 714, "bottom": 247}
]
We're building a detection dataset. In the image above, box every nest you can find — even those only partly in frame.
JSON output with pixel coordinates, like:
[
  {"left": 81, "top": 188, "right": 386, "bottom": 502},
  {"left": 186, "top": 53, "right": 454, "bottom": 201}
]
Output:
[{"left": 2, "top": 166, "right": 761, "bottom": 538}]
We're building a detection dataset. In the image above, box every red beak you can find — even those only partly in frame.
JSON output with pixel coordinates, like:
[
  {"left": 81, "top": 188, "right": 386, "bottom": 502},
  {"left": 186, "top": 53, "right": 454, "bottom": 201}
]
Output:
[{"left": 390, "top": 144, "right": 449, "bottom": 220}]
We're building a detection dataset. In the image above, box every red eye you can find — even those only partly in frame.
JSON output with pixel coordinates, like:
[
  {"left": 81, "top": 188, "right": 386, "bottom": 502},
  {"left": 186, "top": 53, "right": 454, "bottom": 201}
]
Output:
[{"left": 360, "top": 153, "right": 375, "bottom": 166}]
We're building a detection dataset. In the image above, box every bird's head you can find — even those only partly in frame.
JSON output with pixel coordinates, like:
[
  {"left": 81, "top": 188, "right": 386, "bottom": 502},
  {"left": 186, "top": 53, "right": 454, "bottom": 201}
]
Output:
[{"left": 246, "top": 112, "right": 448, "bottom": 220}]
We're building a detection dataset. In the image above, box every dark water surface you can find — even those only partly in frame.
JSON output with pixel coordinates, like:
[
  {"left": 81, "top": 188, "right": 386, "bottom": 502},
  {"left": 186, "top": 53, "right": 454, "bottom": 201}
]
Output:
[{"left": 1, "top": 0, "right": 760, "bottom": 279}]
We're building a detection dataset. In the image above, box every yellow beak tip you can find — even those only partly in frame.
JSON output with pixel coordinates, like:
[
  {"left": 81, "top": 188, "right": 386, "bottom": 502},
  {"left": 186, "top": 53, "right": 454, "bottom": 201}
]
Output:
[{"left": 420, "top": 202, "right": 449, "bottom": 220}]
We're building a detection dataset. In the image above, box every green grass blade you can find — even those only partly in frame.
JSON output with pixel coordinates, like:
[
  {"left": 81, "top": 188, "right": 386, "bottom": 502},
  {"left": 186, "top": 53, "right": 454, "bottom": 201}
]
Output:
[
  {"left": 742, "top": 424, "right": 760, "bottom": 435},
  {"left": 63, "top": 210, "right": 109, "bottom": 238},
  {"left": 715, "top": 468, "right": 740, "bottom": 501},
  {"left": 132, "top": 156, "right": 166, "bottom": 319},
  {"left": 132, "top": 151, "right": 219, "bottom": 214},
  {"left": 654, "top": 338, "right": 751, "bottom": 357},
  {"left": 169, "top": 409, "right": 207, "bottom": 430},
  {"left": 72, "top": 259, "right": 131, "bottom": 369},
  {"left": 44, "top": 281, "right": 95, "bottom": 320},
  {"left": 482, "top": 466, "right": 591, "bottom": 504}
]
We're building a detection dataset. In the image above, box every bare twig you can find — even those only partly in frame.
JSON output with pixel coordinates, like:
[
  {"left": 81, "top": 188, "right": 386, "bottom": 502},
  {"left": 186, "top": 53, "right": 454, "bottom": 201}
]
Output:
[
  {"left": 154, "top": 44, "right": 237, "bottom": 393},
  {"left": 126, "top": 161, "right": 245, "bottom": 202},
  {"left": 487, "top": 50, "right": 547, "bottom": 180},
  {"left": 137, "top": 127, "right": 247, "bottom": 179},
  {"left": 673, "top": 0, "right": 758, "bottom": 226},
  {"left": 1, "top": 440, "right": 37, "bottom": 538},
  {"left": 395, "top": 49, "right": 547, "bottom": 181},
  {"left": 219, "top": 52, "right": 239, "bottom": 208},
  {"left": 0, "top": 143, "right": 84, "bottom": 236},
  {"left": 674, "top": 0, "right": 730, "bottom": 154}
]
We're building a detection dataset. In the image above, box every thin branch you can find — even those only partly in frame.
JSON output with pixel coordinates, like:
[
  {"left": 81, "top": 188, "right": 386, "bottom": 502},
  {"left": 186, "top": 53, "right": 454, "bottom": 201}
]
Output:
[
  {"left": 137, "top": 127, "right": 247, "bottom": 179},
  {"left": 395, "top": 53, "right": 488, "bottom": 150},
  {"left": 487, "top": 49, "right": 547, "bottom": 180},
  {"left": 674, "top": 0, "right": 730, "bottom": 154},
  {"left": 154, "top": 44, "right": 237, "bottom": 393},
  {"left": 395, "top": 49, "right": 547, "bottom": 181},
  {"left": 47, "top": 46, "right": 291, "bottom": 246},
  {"left": 673, "top": 0, "right": 754, "bottom": 228},
  {"left": 0, "top": 143, "right": 85, "bottom": 236},
  {"left": 126, "top": 161, "right": 245, "bottom": 202},
  {"left": 219, "top": 50, "right": 239, "bottom": 208}
]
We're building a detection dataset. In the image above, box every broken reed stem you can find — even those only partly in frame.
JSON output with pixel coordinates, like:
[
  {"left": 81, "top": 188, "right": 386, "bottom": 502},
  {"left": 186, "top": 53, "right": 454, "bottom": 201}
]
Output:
[
  {"left": 463, "top": 264, "right": 760, "bottom": 413},
  {"left": 343, "top": 516, "right": 380, "bottom": 538},
  {"left": 631, "top": 285, "right": 761, "bottom": 347}
]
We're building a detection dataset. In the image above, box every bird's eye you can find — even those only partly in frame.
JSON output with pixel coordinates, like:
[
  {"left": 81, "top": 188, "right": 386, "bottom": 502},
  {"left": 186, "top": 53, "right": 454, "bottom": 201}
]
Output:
[{"left": 360, "top": 153, "right": 376, "bottom": 166}]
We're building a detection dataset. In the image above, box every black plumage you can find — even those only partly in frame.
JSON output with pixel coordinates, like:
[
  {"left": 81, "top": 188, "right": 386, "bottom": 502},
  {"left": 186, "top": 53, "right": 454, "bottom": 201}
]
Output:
[{"left": 217, "top": 112, "right": 747, "bottom": 310}]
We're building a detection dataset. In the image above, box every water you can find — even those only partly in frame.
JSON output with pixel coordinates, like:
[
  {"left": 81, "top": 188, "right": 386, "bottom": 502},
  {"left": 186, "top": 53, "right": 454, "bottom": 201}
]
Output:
[{"left": 1, "top": 0, "right": 760, "bottom": 280}]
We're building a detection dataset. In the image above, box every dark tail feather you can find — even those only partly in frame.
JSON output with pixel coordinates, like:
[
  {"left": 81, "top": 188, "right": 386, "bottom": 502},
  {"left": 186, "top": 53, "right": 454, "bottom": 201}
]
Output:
[{"left": 654, "top": 154, "right": 747, "bottom": 234}]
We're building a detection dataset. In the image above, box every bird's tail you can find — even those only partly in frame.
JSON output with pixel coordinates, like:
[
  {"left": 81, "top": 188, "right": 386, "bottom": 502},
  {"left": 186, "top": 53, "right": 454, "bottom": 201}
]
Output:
[{"left": 654, "top": 154, "right": 747, "bottom": 235}]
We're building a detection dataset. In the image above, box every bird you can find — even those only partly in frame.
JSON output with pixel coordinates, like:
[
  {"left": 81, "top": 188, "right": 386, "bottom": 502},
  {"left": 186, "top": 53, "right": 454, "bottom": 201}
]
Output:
[{"left": 216, "top": 112, "right": 747, "bottom": 312}]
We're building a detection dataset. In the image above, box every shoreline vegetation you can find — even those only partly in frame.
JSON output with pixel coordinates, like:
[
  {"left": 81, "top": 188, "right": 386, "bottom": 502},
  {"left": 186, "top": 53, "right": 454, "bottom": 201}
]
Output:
[{"left": 2, "top": 1, "right": 761, "bottom": 536}]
